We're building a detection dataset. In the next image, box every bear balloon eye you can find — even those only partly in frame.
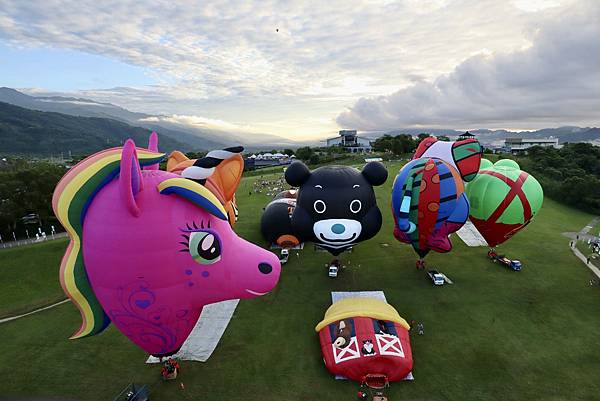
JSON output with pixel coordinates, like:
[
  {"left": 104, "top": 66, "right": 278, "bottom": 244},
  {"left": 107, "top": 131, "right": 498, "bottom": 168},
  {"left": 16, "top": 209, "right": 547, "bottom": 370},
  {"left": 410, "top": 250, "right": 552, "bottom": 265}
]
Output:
[
  {"left": 314, "top": 200, "right": 326, "bottom": 214},
  {"left": 188, "top": 231, "right": 222, "bottom": 264},
  {"left": 350, "top": 199, "right": 362, "bottom": 213}
]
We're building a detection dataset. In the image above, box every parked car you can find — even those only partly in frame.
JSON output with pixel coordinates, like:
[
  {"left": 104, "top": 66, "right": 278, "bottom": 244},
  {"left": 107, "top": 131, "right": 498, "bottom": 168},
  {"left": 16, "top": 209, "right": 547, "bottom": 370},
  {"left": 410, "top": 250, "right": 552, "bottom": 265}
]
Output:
[
  {"left": 488, "top": 250, "right": 522, "bottom": 271},
  {"left": 427, "top": 269, "right": 445, "bottom": 285}
]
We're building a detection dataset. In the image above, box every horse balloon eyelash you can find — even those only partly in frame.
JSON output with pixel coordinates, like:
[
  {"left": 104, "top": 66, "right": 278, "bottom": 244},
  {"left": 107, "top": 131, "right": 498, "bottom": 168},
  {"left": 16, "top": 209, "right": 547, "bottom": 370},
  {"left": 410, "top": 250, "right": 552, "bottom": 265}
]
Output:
[{"left": 181, "top": 220, "right": 211, "bottom": 233}]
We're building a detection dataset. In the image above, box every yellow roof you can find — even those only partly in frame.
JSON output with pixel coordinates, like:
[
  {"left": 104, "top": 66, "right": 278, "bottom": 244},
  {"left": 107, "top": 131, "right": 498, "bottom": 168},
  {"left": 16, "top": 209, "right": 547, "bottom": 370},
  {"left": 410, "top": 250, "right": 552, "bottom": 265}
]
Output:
[{"left": 315, "top": 297, "right": 410, "bottom": 332}]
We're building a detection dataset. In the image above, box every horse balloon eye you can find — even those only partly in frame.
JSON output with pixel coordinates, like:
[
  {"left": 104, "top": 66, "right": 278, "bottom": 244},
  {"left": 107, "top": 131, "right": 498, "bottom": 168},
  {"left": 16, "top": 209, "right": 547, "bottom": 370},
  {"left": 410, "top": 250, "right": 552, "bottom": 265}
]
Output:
[
  {"left": 350, "top": 199, "right": 362, "bottom": 213},
  {"left": 314, "top": 200, "right": 326, "bottom": 214},
  {"left": 188, "top": 232, "right": 221, "bottom": 265}
]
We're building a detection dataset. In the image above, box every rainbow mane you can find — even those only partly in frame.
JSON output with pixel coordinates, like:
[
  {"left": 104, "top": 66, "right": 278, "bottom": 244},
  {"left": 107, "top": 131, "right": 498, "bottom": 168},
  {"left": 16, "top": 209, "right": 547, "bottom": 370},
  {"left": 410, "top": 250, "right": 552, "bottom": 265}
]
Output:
[{"left": 52, "top": 147, "right": 164, "bottom": 339}]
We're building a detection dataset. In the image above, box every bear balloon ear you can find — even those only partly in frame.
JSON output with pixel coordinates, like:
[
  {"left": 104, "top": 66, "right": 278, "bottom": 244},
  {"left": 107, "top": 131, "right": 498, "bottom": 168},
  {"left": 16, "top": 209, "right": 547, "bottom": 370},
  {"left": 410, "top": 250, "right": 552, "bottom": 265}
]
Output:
[
  {"left": 285, "top": 161, "right": 311, "bottom": 187},
  {"left": 362, "top": 162, "right": 388, "bottom": 186}
]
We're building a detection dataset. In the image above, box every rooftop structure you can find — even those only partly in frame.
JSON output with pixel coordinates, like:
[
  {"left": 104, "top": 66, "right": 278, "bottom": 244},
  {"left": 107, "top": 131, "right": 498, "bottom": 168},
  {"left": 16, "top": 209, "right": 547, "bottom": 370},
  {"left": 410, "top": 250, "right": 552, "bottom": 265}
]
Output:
[
  {"left": 458, "top": 131, "right": 476, "bottom": 140},
  {"left": 326, "top": 130, "right": 372, "bottom": 153},
  {"left": 504, "top": 137, "right": 559, "bottom": 154}
]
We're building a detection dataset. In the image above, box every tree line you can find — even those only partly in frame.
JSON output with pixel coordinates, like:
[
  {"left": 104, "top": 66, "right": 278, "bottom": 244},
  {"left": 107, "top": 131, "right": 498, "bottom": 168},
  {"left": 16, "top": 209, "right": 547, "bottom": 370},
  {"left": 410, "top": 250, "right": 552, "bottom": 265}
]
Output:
[
  {"left": 2, "top": 140, "right": 598, "bottom": 243},
  {"left": 519, "top": 143, "right": 600, "bottom": 213},
  {"left": 0, "top": 158, "right": 67, "bottom": 241}
]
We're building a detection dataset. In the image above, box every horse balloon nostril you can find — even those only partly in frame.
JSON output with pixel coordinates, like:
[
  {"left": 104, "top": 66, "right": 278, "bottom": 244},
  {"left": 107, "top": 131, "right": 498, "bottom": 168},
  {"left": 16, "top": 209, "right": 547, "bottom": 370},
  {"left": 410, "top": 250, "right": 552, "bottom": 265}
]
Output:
[{"left": 258, "top": 262, "right": 273, "bottom": 274}]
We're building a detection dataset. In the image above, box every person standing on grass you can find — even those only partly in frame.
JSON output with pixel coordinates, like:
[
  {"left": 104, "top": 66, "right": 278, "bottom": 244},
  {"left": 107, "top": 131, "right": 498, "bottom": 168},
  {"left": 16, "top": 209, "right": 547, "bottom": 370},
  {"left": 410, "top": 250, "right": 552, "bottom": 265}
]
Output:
[{"left": 417, "top": 322, "right": 424, "bottom": 335}]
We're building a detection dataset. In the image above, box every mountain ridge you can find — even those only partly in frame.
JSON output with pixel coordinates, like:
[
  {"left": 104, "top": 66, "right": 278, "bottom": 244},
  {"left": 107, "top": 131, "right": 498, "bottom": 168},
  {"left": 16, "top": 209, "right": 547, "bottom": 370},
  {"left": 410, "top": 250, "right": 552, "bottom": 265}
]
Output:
[{"left": 0, "top": 101, "right": 192, "bottom": 156}]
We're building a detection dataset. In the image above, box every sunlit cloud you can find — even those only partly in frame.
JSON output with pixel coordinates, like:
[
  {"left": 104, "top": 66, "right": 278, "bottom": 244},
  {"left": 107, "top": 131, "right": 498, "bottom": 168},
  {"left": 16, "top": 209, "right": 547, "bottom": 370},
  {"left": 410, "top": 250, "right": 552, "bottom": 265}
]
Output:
[
  {"left": 337, "top": 0, "right": 600, "bottom": 131},
  {"left": 0, "top": 0, "right": 594, "bottom": 138}
]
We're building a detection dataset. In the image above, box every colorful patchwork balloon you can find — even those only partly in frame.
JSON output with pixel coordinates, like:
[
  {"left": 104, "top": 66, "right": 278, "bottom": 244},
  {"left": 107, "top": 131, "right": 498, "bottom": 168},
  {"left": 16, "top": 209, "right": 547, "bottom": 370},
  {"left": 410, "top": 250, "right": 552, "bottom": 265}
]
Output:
[
  {"left": 413, "top": 137, "right": 482, "bottom": 182},
  {"left": 391, "top": 157, "right": 470, "bottom": 259},
  {"left": 52, "top": 139, "right": 280, "bottom": 356},
  {"left": 465, "top": 159, "right": 543, "bottom": 247}
]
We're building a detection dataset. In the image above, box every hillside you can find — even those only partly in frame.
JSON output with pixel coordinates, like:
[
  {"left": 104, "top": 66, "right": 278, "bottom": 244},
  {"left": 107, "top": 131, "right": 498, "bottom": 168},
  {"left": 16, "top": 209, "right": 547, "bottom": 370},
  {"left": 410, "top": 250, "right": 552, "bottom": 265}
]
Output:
[
  {"left": 0, "top": 101, "right": 191, "bottom": 155},
  {"left": 0, "top": 88, "right": 301, "bottom": 149}
]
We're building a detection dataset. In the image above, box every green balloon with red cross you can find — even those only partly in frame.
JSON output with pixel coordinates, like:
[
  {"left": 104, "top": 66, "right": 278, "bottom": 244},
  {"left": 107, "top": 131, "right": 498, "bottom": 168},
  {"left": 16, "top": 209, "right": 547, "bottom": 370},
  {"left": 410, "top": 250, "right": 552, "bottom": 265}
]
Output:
[{"left": 465, "top": 159, "right": 544, "bottom": 247}]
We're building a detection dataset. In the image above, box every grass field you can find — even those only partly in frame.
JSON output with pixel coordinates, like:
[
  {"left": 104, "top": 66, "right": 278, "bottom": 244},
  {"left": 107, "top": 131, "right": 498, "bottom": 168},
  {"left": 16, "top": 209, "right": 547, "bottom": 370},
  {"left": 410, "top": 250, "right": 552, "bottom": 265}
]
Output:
[{"left": 1, "top": 160, "right": 599, "bottom": 401}]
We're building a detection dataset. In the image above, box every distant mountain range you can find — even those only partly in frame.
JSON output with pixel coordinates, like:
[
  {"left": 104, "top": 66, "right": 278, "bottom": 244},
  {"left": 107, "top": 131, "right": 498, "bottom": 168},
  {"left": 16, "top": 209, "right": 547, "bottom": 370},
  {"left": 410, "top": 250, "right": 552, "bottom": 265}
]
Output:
[
  {"left": 0, "top": 87, "right": 302, "bottom": 150},
  {"left": 1, "top": 87, "right": 598, "bottom": 156},
  {"left": 364, "top": 126, "right": 600, "bottom": 146},
  {"left": 0, "top": 101, "right": 191, "bottom": 156}
]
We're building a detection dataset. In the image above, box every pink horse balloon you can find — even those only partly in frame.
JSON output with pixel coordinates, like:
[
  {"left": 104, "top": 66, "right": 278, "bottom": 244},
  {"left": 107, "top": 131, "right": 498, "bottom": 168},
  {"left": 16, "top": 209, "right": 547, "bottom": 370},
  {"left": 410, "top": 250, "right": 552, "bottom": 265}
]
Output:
[{"left": 52, "top": 139, "right": 281, "bottom": 357}]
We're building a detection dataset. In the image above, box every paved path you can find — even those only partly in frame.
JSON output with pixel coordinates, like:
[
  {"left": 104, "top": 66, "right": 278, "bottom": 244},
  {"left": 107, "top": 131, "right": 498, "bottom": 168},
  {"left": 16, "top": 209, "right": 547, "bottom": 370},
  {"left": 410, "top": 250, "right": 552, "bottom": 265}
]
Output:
[
  {"left": 570, "top": 243, "right": 600, "bottom": 279},
  {"left": 567, "top": 217, "right": 600, "bottom": 279},
  {"left": 0, "top": 299, "right": 69, "bottom": 324},
  {"left": 562, "top": 216, "right": 600, "bottom": 241}
]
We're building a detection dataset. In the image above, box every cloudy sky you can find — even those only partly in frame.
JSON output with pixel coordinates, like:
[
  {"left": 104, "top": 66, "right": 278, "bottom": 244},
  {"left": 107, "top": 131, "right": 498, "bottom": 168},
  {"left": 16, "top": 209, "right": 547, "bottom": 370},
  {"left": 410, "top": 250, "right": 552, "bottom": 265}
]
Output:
[{"left": 0, "top": 0, "right": 598, "bottom": 140}]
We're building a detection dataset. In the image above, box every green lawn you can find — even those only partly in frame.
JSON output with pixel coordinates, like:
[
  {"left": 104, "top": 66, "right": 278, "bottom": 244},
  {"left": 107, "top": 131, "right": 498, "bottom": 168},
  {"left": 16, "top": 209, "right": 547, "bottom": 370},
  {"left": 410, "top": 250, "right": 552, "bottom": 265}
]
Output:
[
  {"left": 0, "top": 238, "right": 68, "bottom": 318},
  {"left": 1, "top": 161, "right": 600, "bottom": 401}
]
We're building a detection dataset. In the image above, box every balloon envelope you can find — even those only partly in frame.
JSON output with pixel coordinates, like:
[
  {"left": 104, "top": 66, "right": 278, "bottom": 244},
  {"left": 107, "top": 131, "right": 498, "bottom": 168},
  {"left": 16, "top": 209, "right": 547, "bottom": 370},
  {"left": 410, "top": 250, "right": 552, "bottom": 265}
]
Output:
[
  {"left": 285, "top": 161, "right": 388, "bottom": 256},
  {"left": 465, "top": 159, "right": 543, "bottom": 247},
  {"left": 261, "top": 190, "right": 300, "bottom": 248},
  {"left": 53, "top": 140, "right": 280, "bottom": 356},
  {"left": 392, "top": 158, "right": 469, "bottom": 258}
]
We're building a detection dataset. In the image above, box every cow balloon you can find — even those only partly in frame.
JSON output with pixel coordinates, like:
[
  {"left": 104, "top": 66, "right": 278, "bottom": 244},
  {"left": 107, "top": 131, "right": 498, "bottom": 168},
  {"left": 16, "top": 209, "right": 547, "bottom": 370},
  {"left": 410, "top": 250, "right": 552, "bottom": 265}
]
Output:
[{"left": 52, "top": 140, "right": 280, "bottom": 356}]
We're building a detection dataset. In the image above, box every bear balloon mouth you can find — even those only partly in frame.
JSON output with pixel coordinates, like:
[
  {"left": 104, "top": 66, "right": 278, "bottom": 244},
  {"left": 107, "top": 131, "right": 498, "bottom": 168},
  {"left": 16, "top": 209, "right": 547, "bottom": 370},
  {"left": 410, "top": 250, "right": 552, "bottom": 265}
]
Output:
[{"left": 319, "top": 233, "right": 357, "bottom": 243}]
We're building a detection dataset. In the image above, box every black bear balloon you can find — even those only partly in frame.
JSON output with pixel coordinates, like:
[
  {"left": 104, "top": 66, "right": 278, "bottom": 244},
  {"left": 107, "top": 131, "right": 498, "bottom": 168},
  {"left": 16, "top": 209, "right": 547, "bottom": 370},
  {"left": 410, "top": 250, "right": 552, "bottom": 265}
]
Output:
[
  {"left": 285, "top": 161, "right": 388, "bottom": 256},
  {"left": 260, "top": 190, "right": 300, "bottom": 248}
]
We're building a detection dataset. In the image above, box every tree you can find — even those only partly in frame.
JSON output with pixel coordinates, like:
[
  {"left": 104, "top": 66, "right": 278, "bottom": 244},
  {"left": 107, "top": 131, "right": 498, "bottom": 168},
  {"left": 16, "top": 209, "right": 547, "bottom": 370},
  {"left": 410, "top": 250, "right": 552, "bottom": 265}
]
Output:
[
  {"left": 309, "top": 154, "right": 320, "bottom": 165},
  {"left": 295, "top": 146, "right": 313, "bottom": 161},
  {"left": 283, "top": 149, "right": 295, "bottom": 156},
  {"left": 373, "top": 135, "right": 393, "bottom": 152},
  {"left": 416, "top": 133, "right": 430, "bottom": 145},
  {"left": 437, "top": 135, "right": 451, "bottom": 142}
]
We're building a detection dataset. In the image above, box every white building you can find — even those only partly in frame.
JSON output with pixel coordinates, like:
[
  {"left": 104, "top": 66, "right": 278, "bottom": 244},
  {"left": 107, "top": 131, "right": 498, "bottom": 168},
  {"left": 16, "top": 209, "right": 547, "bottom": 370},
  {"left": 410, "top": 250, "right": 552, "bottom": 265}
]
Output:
[
  {"left": 326, "top": 130, "right": 372, "bottom": 153},
  {"left": 504, "top": 138, "right": 559, "bottom": 154}
]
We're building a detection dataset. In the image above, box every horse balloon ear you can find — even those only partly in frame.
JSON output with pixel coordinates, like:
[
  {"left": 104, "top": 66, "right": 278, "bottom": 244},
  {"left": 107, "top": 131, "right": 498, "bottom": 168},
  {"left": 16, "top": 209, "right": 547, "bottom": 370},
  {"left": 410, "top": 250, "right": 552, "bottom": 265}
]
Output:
[
  {"left": 120, "top": 139, "right": 143, "bottom": 217},
  {"left": 285, "top": 161, "right": 311, "bottom": 187},
  {"left": 143, "top": 132, "right": 160, "bottom": 171},
  {"left": 362, "top": 162, "right": 388, "bottom": 186}
]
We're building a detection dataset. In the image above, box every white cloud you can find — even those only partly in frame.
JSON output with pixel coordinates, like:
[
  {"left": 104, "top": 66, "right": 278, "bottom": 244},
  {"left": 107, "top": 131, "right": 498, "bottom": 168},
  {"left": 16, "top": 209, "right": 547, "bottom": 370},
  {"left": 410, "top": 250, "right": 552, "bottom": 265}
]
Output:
[
  {"left": 139, "top": 114, "right": 264, "bottom": 134},
  {"left": 1, "top": 0, "right": 593, "bottom": 138},
  {"left": 337, "top": 0, "right": 600, "bottom": 131}
]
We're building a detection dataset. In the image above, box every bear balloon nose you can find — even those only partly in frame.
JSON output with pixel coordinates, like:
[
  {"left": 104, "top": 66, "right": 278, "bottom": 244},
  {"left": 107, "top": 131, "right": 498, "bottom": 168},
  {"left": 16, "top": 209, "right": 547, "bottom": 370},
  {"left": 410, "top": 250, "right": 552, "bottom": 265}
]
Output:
[
  {"left": 258, "top": 262, "right": 273, "bottom": 274},
  {"left": 332, "top": 223, "right": 346, "bottom": 234}
]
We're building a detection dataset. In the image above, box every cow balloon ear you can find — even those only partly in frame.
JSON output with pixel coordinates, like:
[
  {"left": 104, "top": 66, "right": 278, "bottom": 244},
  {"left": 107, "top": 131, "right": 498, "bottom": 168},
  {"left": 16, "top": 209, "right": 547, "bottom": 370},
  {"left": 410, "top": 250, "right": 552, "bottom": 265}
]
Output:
[
  {"left": 285, "top": 161, "right": 311, "bottom": 187},
  {"left": 362, "top": 162, "right": 388, "bottom": 186}
]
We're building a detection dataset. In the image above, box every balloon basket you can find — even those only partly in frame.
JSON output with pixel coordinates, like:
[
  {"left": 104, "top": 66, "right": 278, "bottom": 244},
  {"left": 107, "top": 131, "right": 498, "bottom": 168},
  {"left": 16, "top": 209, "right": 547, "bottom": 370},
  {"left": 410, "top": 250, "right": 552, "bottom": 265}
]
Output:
[
  {"left": 163, "top": 369, "right": 178, "bottom": 381},
  {"left": 160, "top": 359, "right": 180, "bottom": 381}
]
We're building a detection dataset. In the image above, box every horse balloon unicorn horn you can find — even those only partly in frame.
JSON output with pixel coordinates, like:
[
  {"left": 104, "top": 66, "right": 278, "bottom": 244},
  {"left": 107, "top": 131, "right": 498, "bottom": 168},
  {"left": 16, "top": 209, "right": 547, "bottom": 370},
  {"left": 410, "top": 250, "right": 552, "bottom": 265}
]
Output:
[{"left": 52, "top": 138, "right": 281, "bottom": 357}]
